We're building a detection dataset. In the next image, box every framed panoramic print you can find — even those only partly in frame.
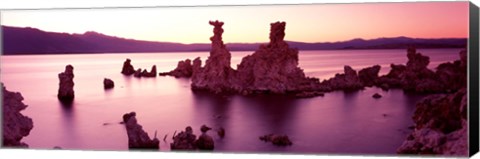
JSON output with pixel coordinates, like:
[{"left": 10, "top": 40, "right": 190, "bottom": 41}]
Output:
[{"left": 1, "top": 0, "right": 479, "bottom": 158}]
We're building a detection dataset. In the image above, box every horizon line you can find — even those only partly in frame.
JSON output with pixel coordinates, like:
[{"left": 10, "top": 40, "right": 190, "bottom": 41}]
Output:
[{"left": 1, "top": 25, "right": 469, "bottom": 45}]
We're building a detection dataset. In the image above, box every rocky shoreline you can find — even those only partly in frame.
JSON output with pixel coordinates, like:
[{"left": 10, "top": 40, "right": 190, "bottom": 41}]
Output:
[{"left": 2, "top": 83, "right": 34, "bottom": 147}]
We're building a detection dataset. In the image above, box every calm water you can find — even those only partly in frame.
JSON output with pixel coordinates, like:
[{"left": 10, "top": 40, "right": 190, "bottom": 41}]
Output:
[{"left": 0, "top": 49, "right": 461, "bottom": 154}]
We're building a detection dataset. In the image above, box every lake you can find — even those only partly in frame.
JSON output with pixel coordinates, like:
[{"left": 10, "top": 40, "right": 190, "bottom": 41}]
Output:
[{"left": 0, "top": 48, "right": 462, "bottom": 155}]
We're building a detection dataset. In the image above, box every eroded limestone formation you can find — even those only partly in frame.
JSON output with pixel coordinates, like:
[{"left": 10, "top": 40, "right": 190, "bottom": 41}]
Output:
[
  {"left": 58, "top": 65, "right": 75, "bottom": 102},
  {"left": 320, "top": 65, "right": 364, "bottom": 91},
  {"left": 2, "top": 83, "right": 34, "bottom": 147},
  {"left": 170, "top": 126, "right": 197, "bottom": 150},
  {"left": 191, "top": 20, "right": 236, "bottom": 93},
  {"left": 103, "top": 78, "right": 114, "bottom": 89},
  {"left": 122, "top": 112, "right": 159, "bottom": 149}
]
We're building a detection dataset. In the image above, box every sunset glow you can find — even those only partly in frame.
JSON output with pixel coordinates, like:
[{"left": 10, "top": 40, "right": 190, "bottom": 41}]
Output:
[{"left": 1, "top": 2, "right": 469, "bottom": 44}]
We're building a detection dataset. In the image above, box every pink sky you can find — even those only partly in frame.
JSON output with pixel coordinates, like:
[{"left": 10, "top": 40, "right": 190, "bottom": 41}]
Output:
[{"left": 1, "top": 2, "right": 469, "bottom": 43}]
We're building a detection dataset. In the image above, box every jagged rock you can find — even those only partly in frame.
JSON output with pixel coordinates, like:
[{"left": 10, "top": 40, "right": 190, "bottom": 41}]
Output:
[
  {"left": 259, "top": 134, "right": 292, "bottom": 146},
  {"left": 196, "top": 133, "right": 214, "bottom": 150},
  {"left": 57, "top": 65, "right": 75, "bottom": 102},
  {"left": 103, "top": 78, "right": 114, "bottom": 89},
  {"left": 159, "top": 59, "right": 194, "bottom": 78},
  {"left": 171, "top": 126, "right": 197, "bottom": 150},
  {"left": 397, "top": 88, "right": 467, "bottom": 156},
  {"left": 133, "top": 69, "right": 142, "bottom": 78},
  {"left": 358, "top": 65, "right": 381, "bottom": 87},
  {"left": 2, "top": 83, "right": 34, "bottom": 147},
  {"left": 372, "top": 93, "right": 382, "bottom": 99},
  {"left": 191, "top": 20, "right": 236, "bottom": 93},
  {"left": 320, "top": 65, "right": 364, "bottom": 91},
  {"left": 122, "top": 112, "right": 159, "bottom": 149},
  {"left": 121, "top": 58, "right": 136, "bottom": 75},
  {"left": 144, "top": 65, "right": 157, "bottom": 77}
]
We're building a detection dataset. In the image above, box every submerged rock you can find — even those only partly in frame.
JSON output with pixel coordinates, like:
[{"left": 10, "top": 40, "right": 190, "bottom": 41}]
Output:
[
  {"left": 122, "top": 112, "right": 159, "bottom": 149},
  {"left": 217, "top": 127, "right": 225, "bottom": 138},
  {"left": 259, "top": 134, "right": 292, "bottom": 146},
  {"left": 57, "top": 65, "right": 75, "bottom": 102},
  {"left": 103, "top": 78, "right": 114, "bottom": 89},
  {"left": 121, "top": 58, "right": 136, "bottom": 75},
  {"left": 2, "top": 83, "right": 34, "bottom": 147},
  {"left": 159, "top": 59, "right": 194, "bottom": 78}
]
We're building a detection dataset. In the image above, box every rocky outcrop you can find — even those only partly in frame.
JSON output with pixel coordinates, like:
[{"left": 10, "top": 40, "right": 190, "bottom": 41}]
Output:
[
  {"left": 170, "top": 126, "right": 197, "bottom": 150},
  {"left": 397, "top": 88, "right": 467, "bottom": 156},
  {"left": 159, "top": 59, "right": 194, "bottom": 78},
  {"left": 191, "top": 20, "right": 236, "bottom": 93},
  {"left": 191, "top": 21, "right": 323, "bottom": 96},
  {"left": 358, "top": 65, "right": 381, "bottom": 87},
  {"left": 320, "top": 66, "right": 364, "bottom": 91},
  {"left": 122, "top": 112, "right": 159, "bottom": 149},
  {"left": 376, "top": 48, "right": 466, "bottom": 93},
  {"left": 196, "top": 125, "right": 214, "bottom": 150},
  {"left": 259, "top": 134, "right": 292, "bottom": 146},
  {"left": 57, "top": 65, "right": 75, "bottom": 102},
  {"left": 2, "top": 83, "right": 34, "bottom": 147},
  {"left": 141, "top": 65, "right": 157, "bottom": 77},
  {"left": 372, "top": 93, "right": 382, "bottom": 99},
  {"left": 103, "top": 78, "right": 114, "bottom": 89},
  {"left": 121, "top": 58, "right": 136, "bottom": 75}
]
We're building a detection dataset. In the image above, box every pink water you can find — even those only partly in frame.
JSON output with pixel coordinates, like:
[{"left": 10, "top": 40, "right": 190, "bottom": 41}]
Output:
[{"left": 0, "top": 49, "right": 461, "bottom": 154}]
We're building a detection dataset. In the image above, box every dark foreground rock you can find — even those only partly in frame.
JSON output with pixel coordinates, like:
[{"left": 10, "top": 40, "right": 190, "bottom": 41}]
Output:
[
  {"left": 372, "top": 93, "right": 382, "bottom": 99},
  {"left": 159, "top": 59, "right": 194, "bottom": 78},
  {"left": 259, "top": 134, "right": 292, "bottom": 146},
  {"left": 121, "top": 58, "right": 136, "bottom": 75},
  {"left": 397, "top": 88, "right": 467, "bottom": 156},
  {"left": 103, "top": 78, "right": 114, "bottom": 89},
  {"left": 358, "top": 65, "right": 381, "bottom": 87},
  {"left": 320, "top": 65, "right": 364, "bottom": 91},
  {"left": 57, "top": 65, "right": 75, "bottom": 102},
  {"left": 122, "top": 112, "right": 159, "bottom": 149},
  {"left": 141, "top": 65, "right": 157, "bottom": 77},
  {"left": 2, "top": 83, "right": 34, "bottom": 147}
]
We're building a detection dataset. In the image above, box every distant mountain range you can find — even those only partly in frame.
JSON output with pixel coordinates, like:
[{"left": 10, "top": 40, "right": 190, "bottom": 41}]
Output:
[{"left": 1, "top": 25, "right": 467, "bottom": 55}]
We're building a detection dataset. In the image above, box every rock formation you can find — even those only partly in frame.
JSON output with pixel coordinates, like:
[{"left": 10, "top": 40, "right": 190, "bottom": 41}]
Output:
[
  {"left": 2, "top": 83, "right": 34, "bottom": 147},
  {"left": 121, "top": 58, "right": 135, "bottom": 75},
  {"left": 397, "top": 88, "right": 467, "bottom": 156},
  {"left": 134, "top": 69, "right": 142, "bottom": 78},
  {"left": 396, "top": 49, "right": 468, "bottom": 155},
  {"left": 159, "top": 59, "right": 194, "bottom": 78},
  {"left": 122, "top": 112, "right": 159, "bottom": 149},
  {"left": 170, "top": 126, "right": 197, "bottom": 150},
  {"left": 375, "top": 48, "right": 466, "bottom": 93},
  {"left": 103, "top": 78, "right": 114, "bottom": 89},
  {"left": 140, "top": 65, "right": 157, "bottom": 77},
  {"left": 191, "top": 21, "right": 323, "bottom": 96},
  {"left": 358, "top": 65, "right": 381, "bottom": 87},
  {"left": 191, "top": 20, "right": 236, "bottom": 93},
  {"left": 259, "top": 134, "right": 292, "bottom": 146},
  {"left": 372, "top": 93, "right": 382, "bottom": 99},
  {"left": 57, "top": 65, "right": 75, "bottom": 102},
  {"left": 196, "top": 125, "right": 214, "bottom": 150},
  {"left": 320, "top": 66, "right": 364, "bottom": 91}
]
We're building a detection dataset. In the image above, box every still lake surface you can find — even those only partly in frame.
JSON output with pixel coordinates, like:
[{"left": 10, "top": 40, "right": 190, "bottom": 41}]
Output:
[{"left": 0, "top": 49, "right": 462, "bottom": 154}]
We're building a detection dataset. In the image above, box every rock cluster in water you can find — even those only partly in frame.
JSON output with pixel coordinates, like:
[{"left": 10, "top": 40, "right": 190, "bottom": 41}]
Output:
[
  {"left": 57, "top": 65, "right": 75, "bottom": 102},
  {"left": 2, "top": 83, "right": 34, "bottom": 147},
  {"left": 189, "top": 21, "right": 322, "bottom": 96},
  {"left": 159, "top": 59, "right": 194, "bottom": 78},
  {"left": 122, "top": 112, "right": 159, "bottom": 149},
  {"left": 121, "top": 58, "right": 157, "bottom": 78},
  {"left": 396, "top": 50, "right": 468, "bottom": 156},
  {"left": 170, "top": 125, "right": 215, "bottom": 151},
  {"left": 376, "top": 48, "right": 466, "bottom": 93}
]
